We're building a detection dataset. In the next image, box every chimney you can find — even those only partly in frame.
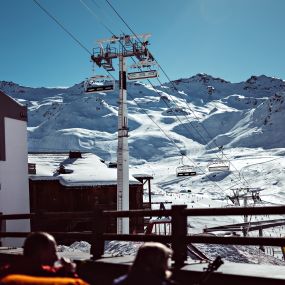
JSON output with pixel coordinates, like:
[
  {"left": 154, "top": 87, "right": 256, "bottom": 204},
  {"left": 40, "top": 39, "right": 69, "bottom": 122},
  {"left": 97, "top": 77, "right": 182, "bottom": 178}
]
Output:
[{"left": 69, "top": 151, "right": 82, "bottom": 159}]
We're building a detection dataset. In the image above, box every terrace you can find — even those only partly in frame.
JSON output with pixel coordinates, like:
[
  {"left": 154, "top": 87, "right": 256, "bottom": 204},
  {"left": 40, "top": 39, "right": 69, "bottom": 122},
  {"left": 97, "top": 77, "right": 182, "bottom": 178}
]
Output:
[{"left": 1, "top": 205, "right": 285, "bottom": 285}]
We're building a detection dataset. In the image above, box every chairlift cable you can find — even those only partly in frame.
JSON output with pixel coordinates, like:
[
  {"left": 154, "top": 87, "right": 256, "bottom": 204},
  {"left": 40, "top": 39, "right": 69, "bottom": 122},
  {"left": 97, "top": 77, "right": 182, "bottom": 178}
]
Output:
[
  {"left": 84, "top": 0, "right": 217, "bottom": 154},
  {"left": 79, "top": 0, "right": 115, "bottom": 36},
  {"left": 90, "top": 0, "right": 126, "bottom": 36},
  {"left": 31, "top": 0, "right": 270, "bottom": 194},
  {"left": 239, "top": 156, "right": 283, "bottom": 186},
  {"left": 80, "top": 1, "right": 244, "bottom": 192},
  {"left": 32, "top": 0, "right": 92, "bottom": 56},
  {"left": 80, "top": 1, "right": 209, "bottom": 150},
  {"left": 103, "top": 0, "right": 249, "bottom": 188},
  {"left": 128, "top": 92, "right": 228, "bottom": 193},
  {"left": 105, "top": 0, "right": 138, "bottom": 39},
  {"left": 89, "top": 4, "right": 245, "bottom": 192},
  {"left": 155, "top": 76, "right": 211, "bottom": 145}
]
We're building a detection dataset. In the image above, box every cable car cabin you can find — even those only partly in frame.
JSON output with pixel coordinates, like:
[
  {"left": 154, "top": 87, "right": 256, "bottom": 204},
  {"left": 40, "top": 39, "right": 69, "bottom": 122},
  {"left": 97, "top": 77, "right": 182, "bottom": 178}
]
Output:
[
  {"left": 84, "top": 75, "right": 115, "bottom": 93},
  {"left": 176, "top": 165, "right": 197, "bottom": 177},
  {"left": 207, "top": 160, "right": 230, "bottom": 172},
  {"left": 145, "top": 218, "right": 171, "bottom": 235}
]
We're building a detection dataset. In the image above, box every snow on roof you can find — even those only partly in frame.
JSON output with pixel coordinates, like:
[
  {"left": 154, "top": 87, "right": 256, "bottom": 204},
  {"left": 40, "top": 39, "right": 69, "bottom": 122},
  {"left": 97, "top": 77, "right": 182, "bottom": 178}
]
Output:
[
  {"left": 28, "top": 152, "right": 141, "bottom": 186},
  {"left": 132, "top": 173, "right": 153, "bottom": 179}
]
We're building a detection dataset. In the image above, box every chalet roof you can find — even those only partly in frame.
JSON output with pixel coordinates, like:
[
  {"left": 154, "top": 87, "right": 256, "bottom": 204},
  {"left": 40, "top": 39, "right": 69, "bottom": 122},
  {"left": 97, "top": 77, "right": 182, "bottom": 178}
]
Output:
[
  {"left": 28, "top": 152, "right": 141, "bottom": 186},
  {"left": 132, "top": 174, "right": 153, "bottom": 179}
]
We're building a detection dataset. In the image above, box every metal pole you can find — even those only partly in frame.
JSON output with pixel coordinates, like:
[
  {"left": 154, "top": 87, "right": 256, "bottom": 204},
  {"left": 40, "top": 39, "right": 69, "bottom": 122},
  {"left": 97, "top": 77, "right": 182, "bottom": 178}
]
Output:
[
  {"left": 259, "top": 227, "right": 265, "bottom": 251},
  {"left": 148, "top": 179, "right": 152, "bottom": 207},
  {"left": 117, "top": 54, "right": 129, "bottom": 234},
  {"left": 244, "top": 191, "right": 248, "bottom": 224}
]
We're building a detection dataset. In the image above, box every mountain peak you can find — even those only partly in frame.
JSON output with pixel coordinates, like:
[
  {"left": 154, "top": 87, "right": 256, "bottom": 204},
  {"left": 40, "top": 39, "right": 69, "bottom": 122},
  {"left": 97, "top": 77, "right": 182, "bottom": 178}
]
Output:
[
  {"left": 0, "top": 80, "right": 19, "bottom": 88},
  {"left": 189, "top": 73, "right": 230, "bottom": 84}
]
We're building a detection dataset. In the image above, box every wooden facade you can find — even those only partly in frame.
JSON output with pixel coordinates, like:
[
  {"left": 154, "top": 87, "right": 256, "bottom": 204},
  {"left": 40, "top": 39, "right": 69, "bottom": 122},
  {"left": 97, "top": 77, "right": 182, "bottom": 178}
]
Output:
[{"left": 29, "top": 179, "right": 144, "bottom": 239}]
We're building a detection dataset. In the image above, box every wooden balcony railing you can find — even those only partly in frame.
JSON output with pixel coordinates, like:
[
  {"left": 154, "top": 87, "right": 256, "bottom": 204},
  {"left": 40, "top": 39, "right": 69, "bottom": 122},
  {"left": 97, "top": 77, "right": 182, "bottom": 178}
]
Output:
[{"left": 1, "top": 205, "right": 285, "bottom": 268}]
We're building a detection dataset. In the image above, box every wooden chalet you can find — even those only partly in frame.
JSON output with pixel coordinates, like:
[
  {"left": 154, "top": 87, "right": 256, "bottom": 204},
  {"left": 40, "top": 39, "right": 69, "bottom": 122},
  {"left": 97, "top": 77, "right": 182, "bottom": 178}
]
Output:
[{"left": 28, "top": 152, "right": 145, "bottom": 238}]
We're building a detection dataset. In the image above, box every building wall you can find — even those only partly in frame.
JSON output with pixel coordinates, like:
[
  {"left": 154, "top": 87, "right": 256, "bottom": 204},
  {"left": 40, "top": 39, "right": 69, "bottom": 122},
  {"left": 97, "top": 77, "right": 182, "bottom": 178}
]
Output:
[
  {"left": 0, "top": 118, "right": 30, "bottom": 246},
  {"left": 29, "top": 180, "right": 143, "bottom": 239}
]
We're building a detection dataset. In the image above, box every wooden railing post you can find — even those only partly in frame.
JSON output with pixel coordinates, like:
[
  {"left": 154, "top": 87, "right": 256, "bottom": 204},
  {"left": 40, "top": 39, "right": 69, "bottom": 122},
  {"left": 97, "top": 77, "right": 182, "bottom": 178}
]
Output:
[
  {"left": 0, "top": 212, "right": 4, "bottom": 246},
  {"left": 171, "top": 205, "right": 187, "bottom": 268},
  {"left": 33, "top": 210, "right": 45, "bottom": 232},
  {"left": 259, "top": 227, "right": 265, "bottom": 251},
  {"left": 91, "top": 209, "right": 105, "bottom": 260}
]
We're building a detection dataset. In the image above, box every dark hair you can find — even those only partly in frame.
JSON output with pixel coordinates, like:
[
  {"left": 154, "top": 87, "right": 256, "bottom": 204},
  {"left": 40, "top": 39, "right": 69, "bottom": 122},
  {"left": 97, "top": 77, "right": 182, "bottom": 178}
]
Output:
[
  {"left": 23, "top": 232, "right": 55, "bottom": 258},
  {"left": 129, "top": 242, "right": 172, "bottom": 280}
]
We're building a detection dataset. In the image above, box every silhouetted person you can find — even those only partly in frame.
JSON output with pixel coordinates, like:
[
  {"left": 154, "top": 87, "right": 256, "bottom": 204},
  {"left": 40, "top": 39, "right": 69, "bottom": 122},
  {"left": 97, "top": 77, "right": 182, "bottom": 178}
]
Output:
[
  {"left": 113, "top": 242, "right": 175, "bottom": 285},
  {"left": 0, "top": 232, "right": 77, "bottom": 278},
  {"left": 23, "top": 231, "right": 58, "bottom": 266}
]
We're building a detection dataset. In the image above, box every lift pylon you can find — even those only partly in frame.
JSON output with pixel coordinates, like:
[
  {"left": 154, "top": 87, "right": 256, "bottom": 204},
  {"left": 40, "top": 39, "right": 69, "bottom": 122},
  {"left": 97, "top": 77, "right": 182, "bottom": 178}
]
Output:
[{"left": 89, "top": 34, "right": 157, "bottom": 234}]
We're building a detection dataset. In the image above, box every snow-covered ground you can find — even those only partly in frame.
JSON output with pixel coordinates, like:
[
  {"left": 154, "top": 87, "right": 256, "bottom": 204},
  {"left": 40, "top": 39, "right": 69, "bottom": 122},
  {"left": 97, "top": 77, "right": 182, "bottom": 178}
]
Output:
[{"left": 1, "top": 74, "right": 285, "bottom": 264}]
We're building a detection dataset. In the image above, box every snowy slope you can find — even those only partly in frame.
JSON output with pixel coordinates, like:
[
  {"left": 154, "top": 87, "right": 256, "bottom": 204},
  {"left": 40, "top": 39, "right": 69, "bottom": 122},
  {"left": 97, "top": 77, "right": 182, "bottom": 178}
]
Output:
[
  {"left": 2, "top": 73, "right": 285, "bottom": 204},
  {"left": 1, "top": 74, "right": 285, "bottom": 155}
]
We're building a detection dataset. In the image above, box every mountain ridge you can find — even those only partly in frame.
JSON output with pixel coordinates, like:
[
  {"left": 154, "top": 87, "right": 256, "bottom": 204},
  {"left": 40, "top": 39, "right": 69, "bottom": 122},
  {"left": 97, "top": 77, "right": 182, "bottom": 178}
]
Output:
[{"left": 1, "top": 74, "right": 284, "bottom": 161}]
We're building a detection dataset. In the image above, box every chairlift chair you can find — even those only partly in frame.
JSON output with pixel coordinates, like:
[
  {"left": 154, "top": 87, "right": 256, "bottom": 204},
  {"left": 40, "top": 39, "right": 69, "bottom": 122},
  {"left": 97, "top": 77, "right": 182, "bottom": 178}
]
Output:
[
  {"left": 207, "top": 86, "right": 215, "bottom": 95},
  {"left": 127, "top": 60, "right": 159, "bottom": 80},
  {"left": 84, "top": 75, "right": 115, "bottom": 93},
  {"left": 176, "top": 165, "right": 197, "bottom": 177},
  {"left": 207, "top": 160, "right": 230, "bottom": 172}
]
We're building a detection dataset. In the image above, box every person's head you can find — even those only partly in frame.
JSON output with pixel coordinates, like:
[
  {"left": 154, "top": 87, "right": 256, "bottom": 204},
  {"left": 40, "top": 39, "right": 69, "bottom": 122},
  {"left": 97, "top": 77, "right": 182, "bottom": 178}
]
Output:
[
  {"left": 23, "top": 232, "right": 58, "bottom": 266},
  {"left": 130, "top": 242, "right": 172, "bottom": 279}
]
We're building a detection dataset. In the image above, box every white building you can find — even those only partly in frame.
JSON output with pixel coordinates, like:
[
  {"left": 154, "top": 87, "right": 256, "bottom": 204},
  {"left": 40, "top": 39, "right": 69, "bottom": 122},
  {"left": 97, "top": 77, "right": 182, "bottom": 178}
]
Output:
[{"left": 0, "top": 90, "right": 30, "bottom": 246}]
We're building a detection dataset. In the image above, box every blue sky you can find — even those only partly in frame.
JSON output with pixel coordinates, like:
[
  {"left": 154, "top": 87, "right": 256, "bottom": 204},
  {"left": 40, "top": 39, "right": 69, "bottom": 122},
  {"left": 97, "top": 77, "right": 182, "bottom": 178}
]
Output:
[{"left": 1, "top": 0, "right": 285, "bottom": 87}]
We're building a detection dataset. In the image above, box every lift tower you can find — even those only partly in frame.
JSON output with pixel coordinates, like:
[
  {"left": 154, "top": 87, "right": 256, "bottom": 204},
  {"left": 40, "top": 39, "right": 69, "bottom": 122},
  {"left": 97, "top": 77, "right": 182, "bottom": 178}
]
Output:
[{"left": 90, "top": 34, "right": 155, "bottom": 234}]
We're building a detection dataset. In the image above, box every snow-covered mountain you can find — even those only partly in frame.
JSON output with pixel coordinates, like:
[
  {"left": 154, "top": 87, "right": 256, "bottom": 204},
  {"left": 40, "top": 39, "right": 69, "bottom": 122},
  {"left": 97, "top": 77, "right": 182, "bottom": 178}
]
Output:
[
  {"left": 2, "top": 73, "right": 285, "bottom": 198},
  {"left": 1, "top": 74, "right": 284, "bottom": 158}
]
